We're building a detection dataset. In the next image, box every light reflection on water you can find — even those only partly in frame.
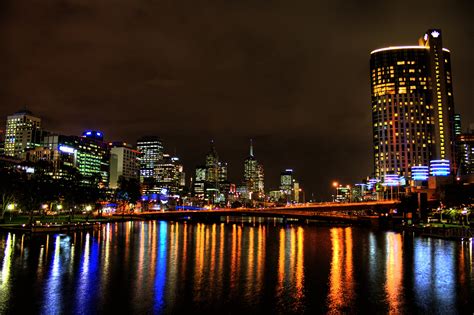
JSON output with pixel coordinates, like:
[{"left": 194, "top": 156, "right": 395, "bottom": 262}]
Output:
[{"left": 0, "top": 222, "right": 471, "bottom": 314}]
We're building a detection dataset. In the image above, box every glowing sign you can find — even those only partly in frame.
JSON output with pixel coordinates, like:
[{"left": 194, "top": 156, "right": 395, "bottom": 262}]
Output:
[
  {"left": 86, "top": 131, "right": 92, "bottom": 135},
  {"left": 431, "top": 30, "right": 440, "bottom": 38},
  {"left": 96, "top": 132, "right": 102, "bottom": 137},
  {"left": 411, "top": 165, "right": 429, "bottom": 181},
  {"left": 430, "top": 159, "right": 450, "bottom": 176},
  {"left": 59, "top": 145, "right": 76, "bottom": 154},
  {"left": 383, "top": 174, "right": 400, "bottom": 187}
]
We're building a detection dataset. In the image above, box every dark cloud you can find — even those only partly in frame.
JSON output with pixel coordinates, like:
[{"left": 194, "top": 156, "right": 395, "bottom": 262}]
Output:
[{"left": 1, "top": 0, "right": 473, "bottom": 198}]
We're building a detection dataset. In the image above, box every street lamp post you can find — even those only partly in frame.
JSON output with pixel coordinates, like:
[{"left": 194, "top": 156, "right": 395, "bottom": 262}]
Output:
[
  {"left": 299, "top": 189, "right": 305, "bottom": 204},
  {"left": 332, "top": 181, "right": 338, "bottom": 202}
]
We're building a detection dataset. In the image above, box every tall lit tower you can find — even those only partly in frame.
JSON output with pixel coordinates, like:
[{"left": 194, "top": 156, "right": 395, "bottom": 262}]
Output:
[
  {"left": 137, "top": 136, "right": 163, "bottom": 182},
  {"left": 244, "top": 139, "right": 264, "bottom": 196},
  {"left": 370, "top": 29, "right": 456, "bottom": 180},
  {"left": 5, "top": 109, "right": 42, "bottom": 158}
]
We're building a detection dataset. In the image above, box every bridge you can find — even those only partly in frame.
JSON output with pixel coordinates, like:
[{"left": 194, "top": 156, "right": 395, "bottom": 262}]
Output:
[{"left": 113, "top": 201, "right": 399, "bottom": 226}]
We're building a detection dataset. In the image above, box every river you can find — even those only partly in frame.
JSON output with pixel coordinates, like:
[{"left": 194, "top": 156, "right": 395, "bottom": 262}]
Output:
[{"left": 0, "top": 219, "right": 472, "bottom": 314}]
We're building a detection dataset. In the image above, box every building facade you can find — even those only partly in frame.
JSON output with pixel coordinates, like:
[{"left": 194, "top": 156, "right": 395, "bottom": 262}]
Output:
[
  {"left": 155, "top": 153, "right": 185, "bottom": 196},
  {"left": 109, "top": 143, "right": 140, "bottom": 189},
  {"left": 5, "top": 110, "right": 42, "bottom": 158},
  {"left": 43, "top": 133, "right": 110, "bottom": 185},
  {"left": 243, "top": 140, "right": 264, "bottom": 198},
  {"left": 457, "top": 132, "right": 474, "bottom": 176},
  {"left": 137, "top": 136, "right": 163, "bottom": 182},
  {"left": 370, "top": 29, "right": 456, "bottom": 181}
]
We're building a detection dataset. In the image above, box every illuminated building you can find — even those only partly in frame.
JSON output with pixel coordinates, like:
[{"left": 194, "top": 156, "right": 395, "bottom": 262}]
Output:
[
  {"left": 243, "top": 139, "right": 264, "bottom": 198},
  {"left": 457, "top": 132, "right": 474, "bottom": 175},
  {"left": 280, "top": 169, "right": 293, "bottom": 195},
  {"left": 454, "top": 114, "right": 462, "bottom": 136},
  {"left": 193, "top": 166, "right": 207, "bottom": 198},
  {"left": 82, "top": 130, "right": 104, "bottom": 142},
  {"left": 430, "top": 159, "right": 450, "bottom": 176},
  {"left": 109, "top": 142, "right": 140, "bottom": 189},
  {"left": 370, "top": 29, "right": 457, "bottom": 180},
  {"left": 43, "top": 133, "right": 110, "bottom": 184},
  {"left": 192, "top": 141, "right": 229, "bottom": 203},
  {"left": 411, "top": 165, "right": 429, "bottom": 181},
  {"left": 137, "top": 136, "right": 163, "bottom": 182},
  {"left": 293, "top": 181, "right": 300, "bottom": 203},
  {"left": 335, "top": 185, "right": 351, "bottom": 202},
  {"left": 155, "top": 153, "right": 185, "bottom": 195},
  {"left": 24, "top": 146, "right": 76, "bottom": 179},
  {"left": 5, "top": 110, "right": 42, "bottom": 158}
]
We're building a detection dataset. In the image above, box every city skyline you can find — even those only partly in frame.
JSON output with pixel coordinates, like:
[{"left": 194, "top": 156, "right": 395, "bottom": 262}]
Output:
[{"left": 0, "top": 1, "right": 472, "bottom": 198}]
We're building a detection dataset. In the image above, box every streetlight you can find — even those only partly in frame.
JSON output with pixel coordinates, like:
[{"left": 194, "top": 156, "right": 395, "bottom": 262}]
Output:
[
  {"left": 299, "top": 188, "right": 305, "bottom": 204},
  {"left": 7, "top": 204, "right": 15, "bottom": 211},
  {"left": 332, "top": 182, "right": 338, "bottom": 202}
]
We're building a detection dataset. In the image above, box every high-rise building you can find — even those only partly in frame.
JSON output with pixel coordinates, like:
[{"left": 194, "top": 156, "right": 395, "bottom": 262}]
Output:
[
  {"left": 193, "top": 166, "right": 207, "bottom": 198},
  {"left": 155, "top": 153, "right": 185, "bottom": 196},
  {"left": 5, "top": 109, "right": 42, "bottom": 158},
  {"left": 457, "top": 132, "right": 474, "bottom": 176},
  {"left": 137, "top": 136, "right": 163, "bottom": 182},
  {"left": 24, "top": 145, "right": 76, "bottom": 179},
  {"left": 43, "top": 132, "right": 110, "bottom": 185},
  {"left": 454, "top": 114, "right": 462, "bottom": 136},
  {"left": 193, "top": 141, "right": 229, "bottom": 203},
  {"left": 109, "top": 142, "right": 140, "bottom": 189},
  {"left": 280, "top": 169, "right": 294, "bottom": 195},
  {"left": 370, "top": 29, "right": 457, "bottom": 180},
  {"left": 243, "top": 139, "right": 264, "bottom": 198}
]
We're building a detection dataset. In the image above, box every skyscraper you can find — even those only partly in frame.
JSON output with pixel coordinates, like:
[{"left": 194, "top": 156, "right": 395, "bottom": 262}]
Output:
[
  {"left": 370, "top": 29, "right": 456, "bottom": 181},
  {"left": 155, "top": 153, "right": 185, "bottom": 196},
  {"left": 5, "top": 109, "right": 42, "bottom": 158},
  {"left": 457, "top": 128, "right": 474, "bottom": 176},
  {"left": 109, "top": 142, "right": 140, "bottom": 189},
  {"left": 193, "top": 141, "right": 229, "bottom": 204},
  {"left": 43, "top": 132, "right": 110, "bottom": 185},
  {"left": 137, "top": 136, "right": 163, "bottom": 182},
  {"left": 243, "top": 139, "right": 264, "bottom": 198}
]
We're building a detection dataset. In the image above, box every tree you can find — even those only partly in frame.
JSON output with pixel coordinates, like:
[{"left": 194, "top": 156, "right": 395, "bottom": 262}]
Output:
[
  {"left": 115, "top": 176, "right": 141, "bottom": 213},
  {"left": 0, "top": 170, "right": 21, "bottom": 222}
]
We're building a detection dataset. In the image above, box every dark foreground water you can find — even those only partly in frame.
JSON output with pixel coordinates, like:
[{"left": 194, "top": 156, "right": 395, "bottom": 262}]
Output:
[{"left": 0, "top": 219, "right": 472, "bottom": 314}]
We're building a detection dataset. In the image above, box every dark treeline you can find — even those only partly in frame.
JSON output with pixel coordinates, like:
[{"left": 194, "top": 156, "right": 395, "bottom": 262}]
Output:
[{"left": 0, "top": 160, "right": 140, "bottom": 223}]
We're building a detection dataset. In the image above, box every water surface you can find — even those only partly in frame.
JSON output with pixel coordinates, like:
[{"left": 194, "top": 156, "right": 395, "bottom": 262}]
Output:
[{"left": 0, "top": 220, "right": 472, "bottom": 314}]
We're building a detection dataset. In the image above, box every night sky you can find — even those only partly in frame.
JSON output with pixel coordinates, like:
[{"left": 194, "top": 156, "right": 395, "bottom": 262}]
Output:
[{"left": 1, "top": 0, "right": 472, "bottom": 199}]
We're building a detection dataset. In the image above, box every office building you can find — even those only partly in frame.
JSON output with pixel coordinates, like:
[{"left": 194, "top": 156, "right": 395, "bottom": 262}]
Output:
[
  {"left": 193, "top": 141, "right": 229, "bottom": 203},
  {"left": 280, "top": 169, "right": 294, "bottom": 195},
  {"left": 155, "top": 153, "right": 185, "bottom": 196},
  {"left": 109, "top": 142, "right": 140, "bottom": 189},
  {"left": 137, "top": 136, "right": 163, "bottom": 182},
  {"left": 370, "top": 29, "right": 456, "bottom": 181},
  {"left": 457, "top": 132, "right": 474, "bottom": 175},
  {"left": 43, "top": 132, "right": 110, "bottom": 184},
  {"left": 5, "top": 109, "right": 42, "bottom": 158},
  {"left": 243, "top": 139, "right": 264, "bottom": 198}
]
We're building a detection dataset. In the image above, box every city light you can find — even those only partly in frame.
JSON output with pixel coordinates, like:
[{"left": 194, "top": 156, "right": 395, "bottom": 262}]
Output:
[
  {"left": 59, "top": 145, "right": 75, "bottom": 154},
  {"left": 430, "top": 160, "right": 450, "bottom": 176},
  {"left": 411, "top": 166, "right": 429, "bottom": 181}
]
